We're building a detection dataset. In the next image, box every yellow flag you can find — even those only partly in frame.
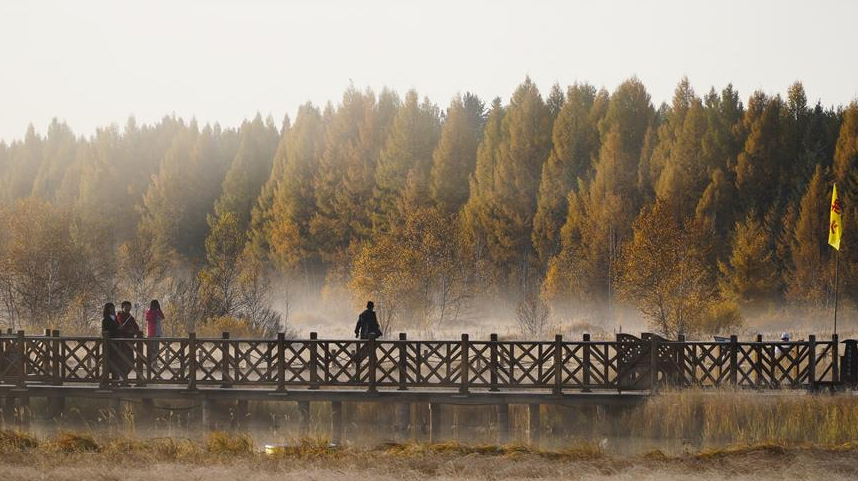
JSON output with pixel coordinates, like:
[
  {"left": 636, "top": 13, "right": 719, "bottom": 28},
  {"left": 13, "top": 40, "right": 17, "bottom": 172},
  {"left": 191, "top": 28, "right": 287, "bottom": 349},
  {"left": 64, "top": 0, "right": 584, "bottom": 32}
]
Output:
[{"left": 829, "top": 184, "right": 842, "bottom": 250}]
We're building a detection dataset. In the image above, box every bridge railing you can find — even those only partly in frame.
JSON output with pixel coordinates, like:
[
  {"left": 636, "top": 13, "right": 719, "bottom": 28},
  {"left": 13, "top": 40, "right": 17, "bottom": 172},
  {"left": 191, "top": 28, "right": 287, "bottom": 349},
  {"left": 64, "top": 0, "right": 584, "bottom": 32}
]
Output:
[{"left": 0, "top": 331, "right": 841, "bottom": 391}]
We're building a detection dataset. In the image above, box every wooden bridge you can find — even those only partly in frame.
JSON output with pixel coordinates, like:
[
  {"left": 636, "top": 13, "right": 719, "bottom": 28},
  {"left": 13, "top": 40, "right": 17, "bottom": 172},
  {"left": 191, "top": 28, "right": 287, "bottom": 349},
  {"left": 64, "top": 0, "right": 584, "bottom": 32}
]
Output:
[{"left": 0, "top": 329, "right": 844, "bottom": 443}]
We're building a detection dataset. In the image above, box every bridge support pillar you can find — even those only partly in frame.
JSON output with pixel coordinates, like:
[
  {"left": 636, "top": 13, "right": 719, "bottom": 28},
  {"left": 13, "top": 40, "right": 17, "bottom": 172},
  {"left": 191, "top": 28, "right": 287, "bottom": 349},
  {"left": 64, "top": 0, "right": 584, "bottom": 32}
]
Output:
[
  {"left": 234, "top": 399, "right": 249, "bottom": 429},
  {"left": 331, "top": 401, "right": 343, "bottom": 445},
  {"left": 429, "top": 403, "right": 442, "bottom": 443},
  {"left": 48, "top": 395, "right": 66, "bottom": 419},
  {"left": 528, "top": 404, "right": 541, "bottom": 446},
  {"left": 396, "top": 403, "right": 410, "bottom": 441},
  {"left": 298, "top": 401, "right": 310, "bottom": 437},
  {"left": 2, "top": 395, "right": 15, "bottom": 424},
  {"left": 201, "top": 398, "right": 213, "bottom": 430},
  {"left": 141, "top": 398, "right": 155, "bottom": 424},
  {"left": 496, "top": 404, "right": 509, "bottom": 445}
]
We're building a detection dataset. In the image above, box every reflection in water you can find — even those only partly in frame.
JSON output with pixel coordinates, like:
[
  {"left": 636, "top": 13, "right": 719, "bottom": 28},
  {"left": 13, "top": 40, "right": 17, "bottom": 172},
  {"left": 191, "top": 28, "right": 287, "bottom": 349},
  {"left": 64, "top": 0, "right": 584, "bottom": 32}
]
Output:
[{"left": 3, "top": 397, "right": 704, "bottom": 456}]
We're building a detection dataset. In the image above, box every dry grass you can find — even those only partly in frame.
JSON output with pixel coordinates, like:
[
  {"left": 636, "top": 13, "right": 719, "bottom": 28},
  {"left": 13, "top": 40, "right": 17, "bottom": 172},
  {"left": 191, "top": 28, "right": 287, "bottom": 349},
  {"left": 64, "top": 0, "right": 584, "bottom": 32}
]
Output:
[
  {"left": 0, "top": 434, "right": 856, "bottom": 481},
  {"left": 0, "top": 429, "right": 38, "bottom": 450},
  {"left": 381, "top": 440, "right": 603, "bottom": 460},
  {"left": 625, "top": 388, "right": 858, "bottom": 445},
  {"left": 205, "top": 431, "right": 254, "bottom": 455},
  {"left": 45, "top": 431, "right": 100, "bottom": 453}
]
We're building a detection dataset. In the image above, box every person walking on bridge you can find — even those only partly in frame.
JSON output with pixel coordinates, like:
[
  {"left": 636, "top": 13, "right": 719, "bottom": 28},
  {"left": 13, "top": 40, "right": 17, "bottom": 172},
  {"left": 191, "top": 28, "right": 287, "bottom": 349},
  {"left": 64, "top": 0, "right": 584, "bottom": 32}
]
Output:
[{"left": 355, "top": 301, "right": 382, "bottom": 340}]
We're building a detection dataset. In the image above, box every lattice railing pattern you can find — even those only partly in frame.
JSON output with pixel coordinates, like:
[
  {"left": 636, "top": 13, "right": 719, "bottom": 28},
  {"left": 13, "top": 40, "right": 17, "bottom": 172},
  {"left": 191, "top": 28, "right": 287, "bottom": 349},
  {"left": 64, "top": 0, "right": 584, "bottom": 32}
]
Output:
[{"left": 0, "top": 332, "right": 843, "bottom": 391}]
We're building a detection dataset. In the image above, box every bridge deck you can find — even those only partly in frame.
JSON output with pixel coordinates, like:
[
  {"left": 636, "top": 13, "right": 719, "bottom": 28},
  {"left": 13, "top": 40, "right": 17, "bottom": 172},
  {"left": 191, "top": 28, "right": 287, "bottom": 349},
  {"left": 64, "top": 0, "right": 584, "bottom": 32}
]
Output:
[{"left": 1, "top": 383, "right": 649, "bottom": 406}]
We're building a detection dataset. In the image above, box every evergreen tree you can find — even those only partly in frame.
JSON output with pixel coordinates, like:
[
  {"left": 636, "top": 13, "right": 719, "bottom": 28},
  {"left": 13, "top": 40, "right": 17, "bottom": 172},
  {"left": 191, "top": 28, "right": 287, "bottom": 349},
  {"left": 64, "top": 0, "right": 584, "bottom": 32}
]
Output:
[
  {"left": 263, "top": 104, "right": 326, "bottom": 274},
  {"left": 430, "top": 93, "right": 485, "bottom": 214},
  {"left": 546, "top": 83, "right": 565, "bottom": 119},
  {"left": 718, "top": 211, "right": 779, "bottom": 311},
  {"left": 460, "top": 98, "right": 505, "bottom": 284},
  {"left": 532, "top": 83, "right": 602, "bottom": 265},
  {"left": 785, "top": 165, "right": 831, "bottom": 305},
  {"left": 31, "top": 119, "right": 77, "bottom": 200},
  {"left": 544, "top": 78, "right": 654, "bottom": 309},
  {"left": 653, "top": 78, "right": 709, "bottom": 216},
  {"left": 213, "top": 114, "right": 280, "bottom": 233},
  {"left": 832, "top": 105, "right": 858, "bottom": 303},
  {"left": 310, "top": 87, "right": 398, "bottom": 268},
  {"left": 461, "top": 78, "right": 552, "bottom": 292},
  {"left": 140, "top": 122, "right": 238, "bottom": 260},
  {"left": 734, "top": 92, "right": 785, "bottom": 212},
  {"left": 1, "top": 125, "right": 43, "bottom": 202},
  {"left": 373, "top": 90, "right": 441, "bottom": 231},
  {"left": 248, "top": 114, "right": 291, "bottom": 256}
]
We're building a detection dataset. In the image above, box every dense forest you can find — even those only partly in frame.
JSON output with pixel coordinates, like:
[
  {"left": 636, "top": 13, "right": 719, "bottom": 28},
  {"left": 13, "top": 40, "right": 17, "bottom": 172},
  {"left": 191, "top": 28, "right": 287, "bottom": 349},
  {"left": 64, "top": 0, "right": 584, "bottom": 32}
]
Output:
[{"left": 1, "top": 77, "right": 856, "bottom": 338}]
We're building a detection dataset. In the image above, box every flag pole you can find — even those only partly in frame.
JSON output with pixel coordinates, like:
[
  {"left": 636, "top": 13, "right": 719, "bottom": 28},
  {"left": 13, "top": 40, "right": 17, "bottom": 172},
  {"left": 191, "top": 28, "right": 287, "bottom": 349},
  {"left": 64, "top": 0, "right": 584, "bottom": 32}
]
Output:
[{"left": 834, "top": 248, "right": 839, "bottom": 336}]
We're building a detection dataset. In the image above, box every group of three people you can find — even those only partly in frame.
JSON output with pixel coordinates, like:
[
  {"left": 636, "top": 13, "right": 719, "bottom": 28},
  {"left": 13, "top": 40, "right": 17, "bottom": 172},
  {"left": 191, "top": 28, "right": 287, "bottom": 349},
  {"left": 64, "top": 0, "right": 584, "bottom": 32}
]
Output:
[
  {"left": 101, "top": 300, "right": 165, "bottom": 384},
  {"left": 101, "top": 300, "right": 165, "bottom": 339}
]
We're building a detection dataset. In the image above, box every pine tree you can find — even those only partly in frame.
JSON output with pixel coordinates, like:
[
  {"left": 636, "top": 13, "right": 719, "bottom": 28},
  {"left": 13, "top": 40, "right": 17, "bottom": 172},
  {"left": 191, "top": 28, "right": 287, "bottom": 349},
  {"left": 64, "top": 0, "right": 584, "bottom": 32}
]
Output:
[
  {"left": 546, "top": 83, "right": 565, "bottom": 119},
  {"left": 263, "top": 104, "right": 326, "bottom": 274},
  {"left": 248, "top": 114, "right": 291, "bottom": 256},
  {"left": 734, "top": 92, "right": 785, "bottom": 212},
  {"left": 653, "top": 78, "right": 709, "bottom": 216},
  {"left": 460, "top": 98, "right": 505, "bottom": 284},
  {"left": 718, "top": 211, "right": 779, "bottom": 311},
  {"left": 832, "top": 104, "right": 858, "bottom": 303},
  {"left": 834, "top": 103, "right": 858, "bottom": 185},
  {"left": 430, "top": 93, "right": 485, "bottom": 215},
  {"left": 373, "top": 90, "right": 441, "bottom": 232},
  {"left": 543, "top": 78, "right": 654, "bottom": 308},
  {"left": 200, "top": 211, "right": 246, "bottom": 317},
  {"left": 785, "top": 165, "right": 831, "bottom": 305},
  {"left": 31, "top": 119, "right": 77, "bottom": 201},
  {"left": 460, "top": 78, "right": 552, "bottom": 292},
  {"left": 139, "top": 123, "right": 200, "bottom": 258},
  {"left": 532, "top": 83, "right": 602, "bottom": 265},
  {"left": 140, "top": 121, "right": 238, "bottom": 260},
  {"left": 310, "top": 88, "right": 398, "bottom": 267},
  {"left": 1, "top": 125, "right": 43, "bottom": 202},
  {"left": 213, "top": 114, "right": 279, "bottom": 233}
]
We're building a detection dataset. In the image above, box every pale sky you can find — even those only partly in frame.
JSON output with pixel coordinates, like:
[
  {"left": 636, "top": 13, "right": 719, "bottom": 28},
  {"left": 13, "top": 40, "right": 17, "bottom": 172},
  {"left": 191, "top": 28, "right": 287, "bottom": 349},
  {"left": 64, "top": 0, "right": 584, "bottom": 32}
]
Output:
[{"left": 1, "top": 0, "right": 856, "bottom": 142}]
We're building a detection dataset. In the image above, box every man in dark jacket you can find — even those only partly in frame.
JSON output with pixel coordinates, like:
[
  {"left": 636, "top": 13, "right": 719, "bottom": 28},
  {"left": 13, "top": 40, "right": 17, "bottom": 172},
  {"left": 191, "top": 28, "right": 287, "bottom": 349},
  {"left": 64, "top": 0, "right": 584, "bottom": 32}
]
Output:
[{"left": 354, "top": 301, "right": 381, "bottom": 339}]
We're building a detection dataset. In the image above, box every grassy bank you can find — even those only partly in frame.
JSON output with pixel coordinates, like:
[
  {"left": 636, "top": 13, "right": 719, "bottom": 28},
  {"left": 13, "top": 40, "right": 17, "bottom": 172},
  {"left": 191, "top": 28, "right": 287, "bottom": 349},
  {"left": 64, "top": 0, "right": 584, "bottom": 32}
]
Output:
[{"left": 1, "top": 430, "right": 858, "bottom": 481}]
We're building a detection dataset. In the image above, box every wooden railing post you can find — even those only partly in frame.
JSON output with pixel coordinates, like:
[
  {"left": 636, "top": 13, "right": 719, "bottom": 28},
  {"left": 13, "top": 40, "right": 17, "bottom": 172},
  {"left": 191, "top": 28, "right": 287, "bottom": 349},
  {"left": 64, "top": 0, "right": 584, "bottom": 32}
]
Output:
[
  {"left": 755, "top": 334, "right": 763, "bottom": 388},
  {"left": 100, "top": 330, "right": 110, "bottom": 389},
  {"left": 220, "top": 332, "right": 231, "bottom": 388},
  {"left": 582, "top": 333, "right": 591, "bottom": 392},
  {"left": 187, "top": 332, "right": 197, "bottom": 390},
  {"left": 276, "top": 332, "right": 286, "bottom": 391},
  {"left": 398, "top": 333, "right": 408, "bottom": 391},
  {"left": 807, "top": 335, "right": 816, "bottom": 388},
  {"left": 309, "top": 332, "right": 319, "bottom": 389},
  {"left": 367, "top": 336, "right": 377, "bottom": 393},
  {"left": 135, "top": 332, "right": 145, "bottom": 387},
  {"left": 552, "top": 334, "right": 563, "bottom": 395},
  {"left": 676, "top": 334, "right": 686, "bottom": 387},
  {"left": 832, "top": 333, "right": 840, "bottom": 383},
  {"left": 729, "top": 335, "right": 738, "bottom": 386},
  {"left": 489, "top": 333, "right": 499, "bottom": 392},
  {"left": 51, "top": 330, "right": 61, "bottom": 384},
  {"left": 16, "top": 330, "right": 26, "bottom": 388},
  {"left": 460, "top": 334, "right": 470, "bottom": 394},
  {"left": 649, "top": 335, "right": 658, "bottom": 392}
]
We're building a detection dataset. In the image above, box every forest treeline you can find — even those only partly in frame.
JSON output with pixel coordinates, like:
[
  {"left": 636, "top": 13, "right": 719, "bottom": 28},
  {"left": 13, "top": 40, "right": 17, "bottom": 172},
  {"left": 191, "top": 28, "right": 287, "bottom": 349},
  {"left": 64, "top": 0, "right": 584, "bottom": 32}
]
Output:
[{"left": 1, "top": 77, "right": 857, "bottom": 338}]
